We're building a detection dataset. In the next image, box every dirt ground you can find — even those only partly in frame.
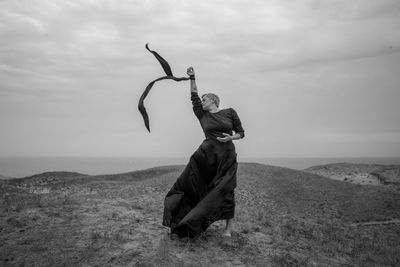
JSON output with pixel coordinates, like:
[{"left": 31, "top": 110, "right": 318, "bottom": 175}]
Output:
[{"left": 1, "top": 163, "right": 400, "bottom": 266}]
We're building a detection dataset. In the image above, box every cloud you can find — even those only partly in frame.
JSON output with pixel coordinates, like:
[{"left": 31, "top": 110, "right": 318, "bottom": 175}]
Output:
[{"left": 0, "top": 0, "right": 399, "bottom": 157}]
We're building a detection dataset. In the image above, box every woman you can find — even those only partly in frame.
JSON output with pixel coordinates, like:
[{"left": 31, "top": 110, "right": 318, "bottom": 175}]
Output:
[{"left": 162, "top": 66, "right": 245, "bottom": 239}]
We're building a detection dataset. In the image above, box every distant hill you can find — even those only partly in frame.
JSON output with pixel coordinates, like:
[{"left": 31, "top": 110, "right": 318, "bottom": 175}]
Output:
[
  {"left": 4, "top": 171, "right": 88, "bottom": 186},
  {"left": 0, "top": 174, "right": 12, "bottom": 180},
  {"left": 1, "top": 162, "right": 399, "bottom": 266},
  {"left": 22, "top": 171, "right": 88, "bottom": 179},
  {"left": 304, "top": 162, "right": 400, "bottom": 187}
]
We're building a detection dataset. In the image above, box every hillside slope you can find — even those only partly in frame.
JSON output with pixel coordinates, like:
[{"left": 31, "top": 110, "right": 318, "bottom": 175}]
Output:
[
  {"left": 1, "top": 163, "right": 399, "bottom": 266},
  {"left": 0, "top": 174, "right": 12, "bottom": 180},
  {"left": 304, "top": 163, "right": 400, "bottom": 187}
]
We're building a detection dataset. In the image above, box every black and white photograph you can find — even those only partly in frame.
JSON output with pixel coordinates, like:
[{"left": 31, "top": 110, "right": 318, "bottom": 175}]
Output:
[{"left": 1, "top": 0, "right": 400, "bottom": 266}]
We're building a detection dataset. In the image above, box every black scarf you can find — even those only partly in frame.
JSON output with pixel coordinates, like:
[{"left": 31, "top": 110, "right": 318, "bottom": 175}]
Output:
[{"left": 138, "top": 43, "right": 191, "bottom": 132}]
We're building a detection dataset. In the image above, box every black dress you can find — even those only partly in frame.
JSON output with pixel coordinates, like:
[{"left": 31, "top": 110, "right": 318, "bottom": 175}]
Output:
[{"left": 162, "top": 91, "right": 245, "bottom": 238}]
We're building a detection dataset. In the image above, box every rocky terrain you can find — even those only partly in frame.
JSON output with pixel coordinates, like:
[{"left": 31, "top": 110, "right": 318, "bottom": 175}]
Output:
[{"left": 1, "top": 162, "right": 400, "bottom": 266}]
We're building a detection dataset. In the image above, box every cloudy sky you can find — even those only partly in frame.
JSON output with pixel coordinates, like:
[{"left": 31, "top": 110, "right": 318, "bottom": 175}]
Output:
[{"left": 0, "top": 0, "right": 399, "bottom": 158}]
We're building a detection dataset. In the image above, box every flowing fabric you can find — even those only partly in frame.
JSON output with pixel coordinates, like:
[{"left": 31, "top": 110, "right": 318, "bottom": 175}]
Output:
[
  {"left": 162, "top": 139, "right": 238, "bottom": 238},
  {"left": 138, "top": 43, "right": 190, "bottom": 132}
]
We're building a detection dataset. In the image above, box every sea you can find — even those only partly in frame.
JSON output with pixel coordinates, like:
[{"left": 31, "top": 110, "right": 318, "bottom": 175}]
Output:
[{"left": 1, "top": 156, "right": 399, "bottom": 179}]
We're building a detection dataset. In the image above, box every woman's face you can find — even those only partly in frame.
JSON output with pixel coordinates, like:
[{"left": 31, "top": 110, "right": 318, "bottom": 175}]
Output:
[{"left": 201, "top": 96, "right": 213, "bottom": 110}]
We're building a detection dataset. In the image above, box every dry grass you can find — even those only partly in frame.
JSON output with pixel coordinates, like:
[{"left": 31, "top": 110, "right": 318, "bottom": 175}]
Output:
[{"left": 1, "top": 163, "right": 399, "bottom": 266}]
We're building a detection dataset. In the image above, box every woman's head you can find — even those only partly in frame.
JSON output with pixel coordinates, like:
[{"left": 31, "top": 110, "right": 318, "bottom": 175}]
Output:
[{"left": 201, "top": 93, "right": 220, "bottom": 110}]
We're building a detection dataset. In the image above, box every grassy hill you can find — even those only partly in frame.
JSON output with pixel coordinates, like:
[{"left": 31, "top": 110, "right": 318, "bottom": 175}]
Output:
[
  {"left": 304, "top": 163, "right": 400, "bottom": 187},
  {"left": 0, "top": 174, "right": 12, "bottom": 180},
  {"left": 1, "top": 163, "right": 399, "bottom": 266}
]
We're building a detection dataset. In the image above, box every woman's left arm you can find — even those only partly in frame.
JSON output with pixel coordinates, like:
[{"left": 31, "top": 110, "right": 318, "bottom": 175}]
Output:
[
  {"left": 217, "top": 108, "right": 245, "bottom": 142},
  {"left": 231, "top": 108, "right": 245, "bottom": 139}
]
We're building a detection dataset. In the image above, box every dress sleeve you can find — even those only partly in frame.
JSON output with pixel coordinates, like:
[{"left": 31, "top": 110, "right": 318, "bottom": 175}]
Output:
[
  {"left": 191, "top": 91, "right": 204, "bottom": 119},
  {"left": 231, "top": 108, "right": 245, "bottom": 139}
]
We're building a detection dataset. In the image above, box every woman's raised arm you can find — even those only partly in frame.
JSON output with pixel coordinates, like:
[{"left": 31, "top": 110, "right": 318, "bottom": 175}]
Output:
[{"left": 188, "top": 67, "right": 204, "bottom": 119}]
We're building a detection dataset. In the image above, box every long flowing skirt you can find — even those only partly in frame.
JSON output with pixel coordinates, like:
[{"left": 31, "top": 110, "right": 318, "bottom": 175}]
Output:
[{"left": 162, "top": 138, "right": 238, "bottom": 238}]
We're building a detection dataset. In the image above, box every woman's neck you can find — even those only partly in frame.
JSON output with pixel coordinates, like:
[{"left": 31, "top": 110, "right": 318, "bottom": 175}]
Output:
[{"left": 209, "top": 107, "right": 220, "bottom": 113}]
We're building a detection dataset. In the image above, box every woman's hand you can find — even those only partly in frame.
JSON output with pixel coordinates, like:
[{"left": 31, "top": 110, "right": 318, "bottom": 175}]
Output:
[
  {"left": 187, "top": 66, "right": 195, "bottom": 77},
  {"left": 217, "top": 133, "right": 232, "bottom": 142}
]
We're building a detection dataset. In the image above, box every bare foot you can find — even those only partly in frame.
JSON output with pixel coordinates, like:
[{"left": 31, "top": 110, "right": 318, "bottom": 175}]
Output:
[
  {"left": 223, "top": 218, "right": 233, "bottom": 237},
  {"left": 222, "top": 230, "right": 231, "bottom": 237}
]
